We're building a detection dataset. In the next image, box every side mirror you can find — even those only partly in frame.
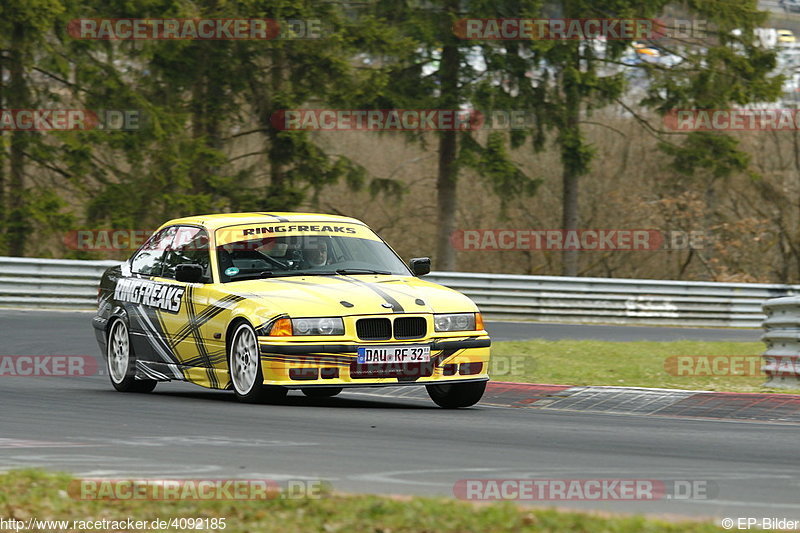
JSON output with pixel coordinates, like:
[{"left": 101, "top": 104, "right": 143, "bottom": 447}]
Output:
[
  {"left": 409, "top": 257, "right": 431, "bottom": 277},
  {"left": 176, "top": 263, "right": 205, "bottom": 283}
]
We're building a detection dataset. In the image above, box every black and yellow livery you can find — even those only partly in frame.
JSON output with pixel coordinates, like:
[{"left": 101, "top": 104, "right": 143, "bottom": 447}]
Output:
[{"left": 93, "top": 213, "right": 490, "bottom": 408}]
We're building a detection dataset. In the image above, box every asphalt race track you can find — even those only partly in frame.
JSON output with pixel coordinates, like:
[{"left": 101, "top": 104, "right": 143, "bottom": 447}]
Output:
[
  {"left": 0, "top": 310, "right": 762, "bottom": 351},
  {"left": 0, "top": 310, "right": 792, "bottom": 520}
]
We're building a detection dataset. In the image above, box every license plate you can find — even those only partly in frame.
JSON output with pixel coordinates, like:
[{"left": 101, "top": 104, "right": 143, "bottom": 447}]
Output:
[{"left": 357, "top": 345, "right": 430, "bottom": 364}]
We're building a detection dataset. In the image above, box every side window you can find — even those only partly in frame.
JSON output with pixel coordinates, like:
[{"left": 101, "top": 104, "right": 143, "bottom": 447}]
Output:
[
  {"left": 162, "top": 226, "right": 211, "bottom": 282},
  {"left": 130, "top": 226, "right": 177, "bottom": 276}
]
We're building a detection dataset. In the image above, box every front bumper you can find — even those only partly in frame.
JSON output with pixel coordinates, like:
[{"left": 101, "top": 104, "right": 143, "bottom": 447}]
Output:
[{"left": 258, "top": 336, "right": 491, "bottom": 389}]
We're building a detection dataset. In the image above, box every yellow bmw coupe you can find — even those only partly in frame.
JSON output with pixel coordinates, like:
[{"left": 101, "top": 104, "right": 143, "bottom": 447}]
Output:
[{"left": 93, "top": 213, "right": 490, "bottom": 408}]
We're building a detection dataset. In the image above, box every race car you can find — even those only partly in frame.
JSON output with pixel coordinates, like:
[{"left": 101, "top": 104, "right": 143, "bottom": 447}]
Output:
[{"left": 92, "top": 212, "right": 491, "bottom": 408}]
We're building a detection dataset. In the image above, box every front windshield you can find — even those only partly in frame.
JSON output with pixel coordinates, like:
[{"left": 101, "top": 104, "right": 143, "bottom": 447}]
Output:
[{"left": 216, "top": 227, "right": 411, "bottom": 282}]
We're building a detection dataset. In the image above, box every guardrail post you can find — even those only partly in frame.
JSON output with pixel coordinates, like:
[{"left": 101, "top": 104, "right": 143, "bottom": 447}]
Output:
[{"left": 761, "top": 296, "right": 800, "bottom": 388}]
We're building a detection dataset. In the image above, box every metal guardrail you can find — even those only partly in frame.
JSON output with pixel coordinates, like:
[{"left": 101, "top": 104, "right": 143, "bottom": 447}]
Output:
[
  {"left": 0, "top": 257, "right": 119, "bottom": 309},
  {"left": 426, "top": 271, "right": 800, "bottom": 328},
  {"left": 761, "top": 297, "right": 800, "bottom": 388},
  {"left": 0, "top": 256, "right": 796, "bottom": 328}
]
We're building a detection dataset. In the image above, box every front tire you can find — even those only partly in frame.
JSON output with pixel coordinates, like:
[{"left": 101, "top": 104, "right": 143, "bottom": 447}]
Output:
[
  {"left": 107, "top": 318, "right": 157, "bottom": 393},
  {"left": 426, "top": 381, "right": 486, "bottom": 409},
  {"left": 302, "top": 387, "right": 343, "bottom": 398},
  {"left": 229, "top": 322, "right": 287, "bottom": 403}
]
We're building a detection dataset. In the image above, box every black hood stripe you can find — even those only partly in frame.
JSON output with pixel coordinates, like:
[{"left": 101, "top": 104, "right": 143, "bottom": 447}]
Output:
[
  {"left": 243, "top": 277, "right": 405, "bottom": 312},
  {"left": 234, "top": 274, "right": 408, "bottom": 312},
  {"left": 336, "top": 276, "right": 405, "bottom": 312}
]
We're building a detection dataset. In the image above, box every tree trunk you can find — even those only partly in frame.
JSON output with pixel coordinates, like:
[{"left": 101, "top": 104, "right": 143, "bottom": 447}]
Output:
[
  {"left": 0, "top": 52, "right": 5, "bottom": 250},
  {"left": 794, "top": 128, "right": 800, "bottom": 282},
  {"left": 190, "top": 46, "right": 224, "bottom": 199},
  {"left": 435, "top": 20, "right": 460, "bottom": 272},
  {"left": 7, "top": 22, "right": 28, "bottom": 257},
  {"left": 436, "top": 127, "right": 458, "bottom": 271},
  {"left": 561, "top": 46, "right": 583, "bottom": 276},
  {"left": 268, "top": 47, "right": 285, "bottom": 192},
  {"left": 703, "top": 179, "right": 717, "bottom": 276},
  {"left": 561, "top": 159, "right": 580, "bottom": 276},
  {"left": 248, "top": 47, "right": 288, "bottom": 209}
]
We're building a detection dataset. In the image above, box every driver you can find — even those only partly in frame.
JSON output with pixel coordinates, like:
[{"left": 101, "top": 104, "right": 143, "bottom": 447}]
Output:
[{"left": 302, "top": 240, "right": 330, "bottom": 268}]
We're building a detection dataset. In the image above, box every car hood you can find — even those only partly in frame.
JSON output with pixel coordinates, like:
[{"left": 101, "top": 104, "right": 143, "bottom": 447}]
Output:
[{"left": 225, "top": 274, "right": 477, "bottom": 316}]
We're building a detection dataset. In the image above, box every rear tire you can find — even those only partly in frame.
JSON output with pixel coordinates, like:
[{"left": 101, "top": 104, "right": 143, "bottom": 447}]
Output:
[
  {"left": 107, "top": 318, "right": 157, "bottom": 393},
  {"left": 426, "top": 381, "right": 486, "bottom": 409},
  {"left": 302, "top": 387, "right": 343, "bottom": 398},
  {"left": 229, "top": 322, "right": 287, "bottom": 403}
]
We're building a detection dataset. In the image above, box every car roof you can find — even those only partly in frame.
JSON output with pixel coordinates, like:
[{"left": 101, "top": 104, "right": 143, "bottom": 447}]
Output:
[{"left": 162, "top": 212, "right": 367, "bottom": 231}]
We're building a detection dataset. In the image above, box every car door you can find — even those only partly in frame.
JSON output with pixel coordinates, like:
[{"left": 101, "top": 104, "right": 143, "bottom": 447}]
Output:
[
  {"left": 156, "top": 225, "right": 229, "bottom": 388},
  {"left": 125, "top": 225, "right": 179, "bottom": 364}
]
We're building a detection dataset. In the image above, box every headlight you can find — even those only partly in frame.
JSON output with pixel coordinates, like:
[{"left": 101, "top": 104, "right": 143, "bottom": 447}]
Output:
[
  {"left": 290, "top": 317, "right": 344, "bottom": 336},
  {"left": 434, "top": 313, "right": 477, "bottom": 332}
]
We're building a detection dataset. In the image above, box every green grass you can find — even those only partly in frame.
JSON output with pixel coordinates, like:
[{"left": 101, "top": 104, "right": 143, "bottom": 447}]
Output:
[
  {"left": 0, "top": 470, "right": 727, "bottom": 532},
  {"left": 490, "top": 339, "right": 800, "bottom": 393}
]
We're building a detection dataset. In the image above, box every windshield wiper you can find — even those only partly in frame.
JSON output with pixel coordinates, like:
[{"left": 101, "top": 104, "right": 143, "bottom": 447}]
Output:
[
  {"left": 228, "top": 270, "right": 274, "bottom": 281},
  {"left": 232, "top": 270, "right": 337, "bottom": 281},
  {"left": 230, "top": 269, "right": 391, "bottom": 281},
  {"left": 335, "top": 268, "right": 392, "bottom": 275}
]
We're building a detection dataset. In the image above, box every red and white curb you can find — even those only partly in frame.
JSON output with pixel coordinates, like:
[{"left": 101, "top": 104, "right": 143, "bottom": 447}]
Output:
[{"left": 354, "top": 382, "right": 800, "bottom": 423}]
